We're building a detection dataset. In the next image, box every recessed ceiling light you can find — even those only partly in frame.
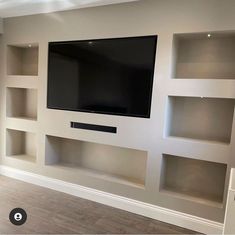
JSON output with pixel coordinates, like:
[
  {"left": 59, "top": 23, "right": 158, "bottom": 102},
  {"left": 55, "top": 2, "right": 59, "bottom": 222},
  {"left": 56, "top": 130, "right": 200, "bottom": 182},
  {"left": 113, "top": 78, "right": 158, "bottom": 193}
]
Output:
[
  {"left": 207, "top": 34, "right": 211, "bottom": 38},
  {"left": 28, "top": 44, "right": 32, "bottom": 48}
]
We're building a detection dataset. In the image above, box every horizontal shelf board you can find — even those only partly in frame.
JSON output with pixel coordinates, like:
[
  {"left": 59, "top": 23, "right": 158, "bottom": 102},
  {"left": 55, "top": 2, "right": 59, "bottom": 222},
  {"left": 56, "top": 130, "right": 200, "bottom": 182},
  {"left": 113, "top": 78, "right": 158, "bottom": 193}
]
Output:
[
  {"left": 5, "top": 117, "right": 38, "bottom": 132},
  {"left": 6, "top": 154, "right": 36, "bottom": 163},
  {"left": 167, "top": 79, "right": 235, "bottom": 99},
  {"left": 163, "top": 136, "right": 230, "bottom": 164},
  {"left": 167, "top": 135, "right": 230, "bottom": 146},
  {"left": 42, "top": 123, "right": 149, "bottom": 153},
  {"left": 48, "top": 163, "right": 145, "bottom": 189},
  {"left": 7, "top": 75, "right": 38, "bottom": 79},
  {"left": 160, "top": 188, "right": 223, "bottom": 208},
  {"left": 6, "top": 76, "right": 38, "bottom": 88},
  {"left": 7, "top": 116, "right": 37, "bottom": 121}
]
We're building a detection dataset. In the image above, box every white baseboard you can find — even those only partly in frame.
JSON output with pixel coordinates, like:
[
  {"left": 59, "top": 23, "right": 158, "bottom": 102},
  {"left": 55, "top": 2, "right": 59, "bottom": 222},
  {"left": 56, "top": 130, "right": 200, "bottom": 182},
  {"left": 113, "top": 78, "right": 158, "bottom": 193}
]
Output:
[{"left": 0, "top": 165, "right": 223, "bottom": 234}]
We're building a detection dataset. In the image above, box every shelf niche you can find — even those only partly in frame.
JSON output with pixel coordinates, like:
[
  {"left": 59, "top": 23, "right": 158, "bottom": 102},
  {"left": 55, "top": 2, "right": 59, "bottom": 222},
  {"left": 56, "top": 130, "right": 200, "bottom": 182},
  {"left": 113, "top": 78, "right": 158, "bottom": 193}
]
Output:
[
  {"left": 6, "top": 129, "right": 37, "bottom": 162},
  {"left": 45, "top": 135, "right": 147, "bottom": 187},
  {"left": 160, "top": 154, "right": 227, "bottom": 206},
  {"left": 7, "top": 87, "right": 37, "bottom": 120},
  {"left": 7, "top": 43, "right": 39, "bottom": 76},
  {"left": 172, "top": 32, "right": 235, "bottom": 79},
  {"left": 166, "top": 96, "right": 235, "bottom": 143}
]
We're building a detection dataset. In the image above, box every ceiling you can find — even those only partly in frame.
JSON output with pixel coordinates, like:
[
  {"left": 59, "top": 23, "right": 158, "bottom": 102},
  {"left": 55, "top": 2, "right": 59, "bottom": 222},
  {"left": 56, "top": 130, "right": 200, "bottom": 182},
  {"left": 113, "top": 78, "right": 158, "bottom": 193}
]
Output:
[{"left": 0, "top": 0, "right": 138, "bottom": 18}]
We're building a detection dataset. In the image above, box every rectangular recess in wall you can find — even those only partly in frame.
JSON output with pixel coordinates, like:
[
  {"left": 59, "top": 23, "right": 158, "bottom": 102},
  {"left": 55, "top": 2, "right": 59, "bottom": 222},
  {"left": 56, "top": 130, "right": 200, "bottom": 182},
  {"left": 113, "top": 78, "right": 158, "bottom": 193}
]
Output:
[
  {"left": 45, "top": 135, "right": 147, "bottom": 187},
  {"left": 166, "top": 96, "right": 235, "bottom": 143},
  {"left": 172, "top": 32, "right": 235, "bottom": 79},
  {"left": 6, "top": 129, "right": 37, "bottom": 163},
  {"left": 160, "top": 154, "right": 227, "bottom": 207},
  {"left": 7, "top": 43, "right": 39, "bottom": 76},
  {"left": 6, "top": 87, "right": 37, "bottom": 120}
]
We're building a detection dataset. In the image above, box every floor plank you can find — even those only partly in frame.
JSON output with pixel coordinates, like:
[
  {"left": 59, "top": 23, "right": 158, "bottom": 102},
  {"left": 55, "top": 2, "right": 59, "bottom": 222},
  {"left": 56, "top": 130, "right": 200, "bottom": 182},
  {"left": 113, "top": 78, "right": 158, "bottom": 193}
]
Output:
[{"left": 0, "top": 176, "right": 200, "bottom": 234}]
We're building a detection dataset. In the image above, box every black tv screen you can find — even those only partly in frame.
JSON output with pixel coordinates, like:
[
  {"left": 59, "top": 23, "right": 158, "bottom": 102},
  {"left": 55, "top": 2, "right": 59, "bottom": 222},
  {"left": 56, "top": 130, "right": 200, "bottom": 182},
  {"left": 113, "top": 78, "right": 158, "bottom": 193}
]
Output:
[{"left": 47, "top": 36, "right": 157, "bottom": 118}]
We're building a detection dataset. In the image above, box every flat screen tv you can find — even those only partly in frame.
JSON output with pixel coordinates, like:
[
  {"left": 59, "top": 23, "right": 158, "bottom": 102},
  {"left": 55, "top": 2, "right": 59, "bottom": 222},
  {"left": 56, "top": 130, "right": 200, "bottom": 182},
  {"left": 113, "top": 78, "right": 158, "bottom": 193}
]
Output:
[{"left": 47, "top": 35, "right": 157, "bottom": 118}]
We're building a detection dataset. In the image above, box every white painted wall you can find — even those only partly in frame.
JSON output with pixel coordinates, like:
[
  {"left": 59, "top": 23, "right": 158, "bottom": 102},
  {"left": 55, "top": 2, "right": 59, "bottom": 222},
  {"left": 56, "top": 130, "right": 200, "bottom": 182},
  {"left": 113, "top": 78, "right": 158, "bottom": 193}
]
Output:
[{"left": 0, "top": 0, "right": 235, "bottom": 228}]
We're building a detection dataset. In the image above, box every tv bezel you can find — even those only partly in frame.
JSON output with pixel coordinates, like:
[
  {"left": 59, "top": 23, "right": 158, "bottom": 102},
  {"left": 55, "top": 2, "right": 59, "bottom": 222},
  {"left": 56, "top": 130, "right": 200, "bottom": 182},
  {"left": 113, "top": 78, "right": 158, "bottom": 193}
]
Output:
[{"left": 47, "top": 35, "right": 158, "bottom": 118}]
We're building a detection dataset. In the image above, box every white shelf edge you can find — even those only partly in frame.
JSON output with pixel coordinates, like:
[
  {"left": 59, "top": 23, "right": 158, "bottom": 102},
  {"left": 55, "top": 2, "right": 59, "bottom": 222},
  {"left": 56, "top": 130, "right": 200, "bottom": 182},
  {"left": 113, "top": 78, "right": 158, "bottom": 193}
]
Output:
[
  {"left": 162, "top": 136, "right": 230, "bottom": 164},
  {"left": 5, "top": 117, "right": 38, "bottom": 133},
  {"left": 44, "top": 131, "right": 148, "bottom": 153},
  {"left": 165, "top": 136, "right": 230, "bottom": 147},
  {"left": 167, "top": 79, "right": 235, "bottom": 99},
  {"left": 7, "top": 75, "right": 39, "bottom": 79},
  {"left": 6, "top": 116, "right": 37, "bottom": 121},
  {"left": 6, "top": 77, "right": 39, "bottom": 89}
]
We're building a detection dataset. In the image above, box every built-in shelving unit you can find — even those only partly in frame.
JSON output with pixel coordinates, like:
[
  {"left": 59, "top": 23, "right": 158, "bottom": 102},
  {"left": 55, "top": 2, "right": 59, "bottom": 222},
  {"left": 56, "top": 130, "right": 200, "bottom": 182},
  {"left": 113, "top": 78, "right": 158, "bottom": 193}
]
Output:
[
  {"left": 6, "top": 87, "right": 37, "bottom": 120},
  {"left": 173, "top": 32, "right": 235, "bottom": 79},
  {"left": 162, "top": 31, "right": 235, "bottom": 219},
  {"left": 2, "top": 27, "right": 235, "bottom": 231},
  {"left": 6, "top": 129, "right": 37, "bottom": 162},
  {"left": 166, "top": 96, "right": 235, "bottom": 143},
  {"left": 4, "top": 42, "right": 39, "bottom": 165},
  {"left": 7, "top": 43, "right": 39, "bottom": 76},
  {"left": 160, "top": 154, "right": 227, "bottom": 207},
  {"left": 45, "top": 135, "right": 147, "bottom": 187}
]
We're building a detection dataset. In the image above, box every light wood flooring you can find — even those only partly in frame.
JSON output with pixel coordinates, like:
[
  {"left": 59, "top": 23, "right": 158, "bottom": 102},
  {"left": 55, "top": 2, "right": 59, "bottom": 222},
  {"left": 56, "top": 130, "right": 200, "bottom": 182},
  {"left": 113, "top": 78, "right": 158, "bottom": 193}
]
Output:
[{"left": 0, "top": 175, "right": 199, "bottom": 234}]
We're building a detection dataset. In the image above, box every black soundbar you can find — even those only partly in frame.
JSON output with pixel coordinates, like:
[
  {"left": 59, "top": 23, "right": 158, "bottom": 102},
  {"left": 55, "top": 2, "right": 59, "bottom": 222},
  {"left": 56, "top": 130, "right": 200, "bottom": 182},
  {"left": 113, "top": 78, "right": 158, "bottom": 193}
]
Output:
[{"left": 71, "top": 122, "right": 117, "bottom": 133}]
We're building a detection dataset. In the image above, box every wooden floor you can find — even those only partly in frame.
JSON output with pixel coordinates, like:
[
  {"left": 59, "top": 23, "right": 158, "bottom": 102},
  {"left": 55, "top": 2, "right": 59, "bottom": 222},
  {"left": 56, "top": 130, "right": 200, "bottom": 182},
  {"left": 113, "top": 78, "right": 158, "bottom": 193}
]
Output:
[{"left": 0, "top": 176, "right": 199, "bottom": 234}]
